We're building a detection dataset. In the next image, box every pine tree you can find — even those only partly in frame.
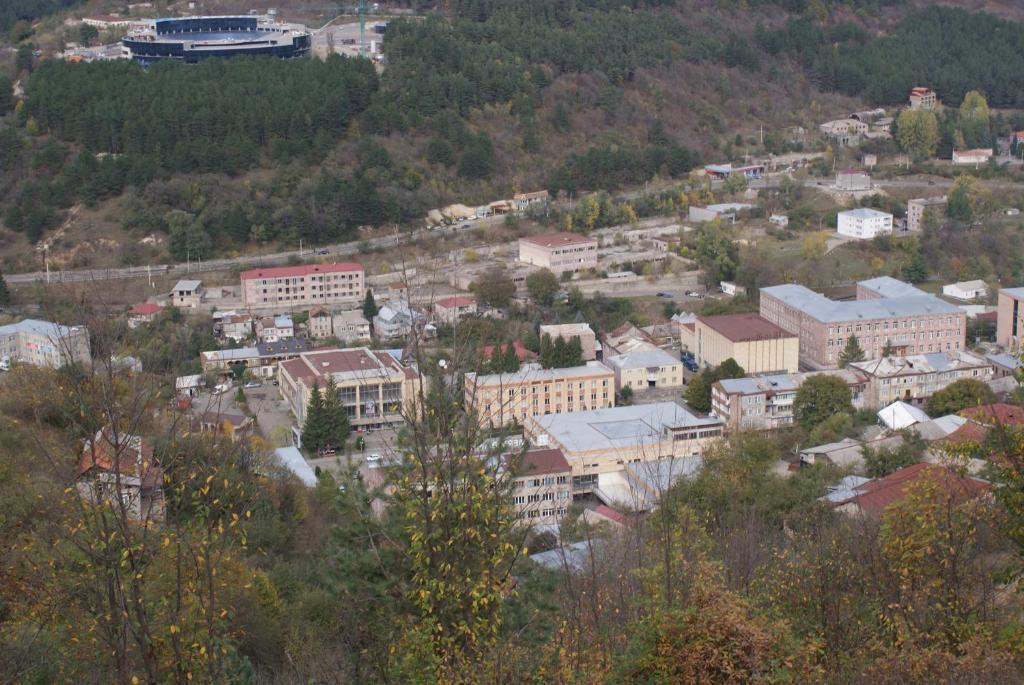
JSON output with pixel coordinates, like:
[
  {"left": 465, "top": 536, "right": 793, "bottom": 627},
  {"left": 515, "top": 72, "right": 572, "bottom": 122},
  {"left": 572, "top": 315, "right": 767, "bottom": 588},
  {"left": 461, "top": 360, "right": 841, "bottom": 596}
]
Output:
[
  {"left": 539, "top": 333, "right": 554, "bottom": 369},
  {"left": 363, "top": 290, "right": 379, "bottom": 321},
  {"left": 302, "top": 380, "right": 329, "bottom": 453},
  {"left": 881, "top": 339, "right": 897, "bottom": 358},
  {"left": 838, "top": 335, "right": 866, "bottom": 368},
  {"left": 566, "top": 336, "right": 584, "bottom": 367},
  {"left": 552, "top": 335, "right": 568, "bottom": 367},
  {"left": 321, "top": 375, "right": 351, "bottom": 450},
  {"left": 500, "top": 342, "right": 520, "bottom": 372},
  {"left": 0, "top": 269, "right": 10, "bottom": 306}
]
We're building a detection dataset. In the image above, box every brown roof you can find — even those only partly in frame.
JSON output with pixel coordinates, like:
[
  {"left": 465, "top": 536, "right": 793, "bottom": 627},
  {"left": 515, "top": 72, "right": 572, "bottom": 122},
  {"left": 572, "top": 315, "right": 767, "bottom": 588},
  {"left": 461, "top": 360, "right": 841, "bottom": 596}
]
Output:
[
  {"left": 833, "top": 463, "right": 989, "bottom": 515},
  {"left": 698, "top": 313, "right": 793, "bottom": 343},
  {"left": 517, "top": 448, "right": 571, "bottom": 476},
  {"left": 593, "top": 504, "right": 625, "bottom": 524},
  {"left": 240, "top": 262, "right": 362, "bottom": 281},
  {"left": 941, "top": 422, "right": 990, "bottom": 446},
  {"left": 129, "top": 303, "right": 163, "bottom": 316},
  {"left": 435, "top": 295, "right": 475, "bottom": 309},
  {"left": 520, "top": 232, "right": 595, "bottom": 248},
  {"left": 961, "top": 403, "right": 1024, "bottom": 426},
  {"left": 482, "top": 341, "right": 536, "bottom": 362},
  {"left": 78, "top": 429, "right": 162, "bottom": 489}
]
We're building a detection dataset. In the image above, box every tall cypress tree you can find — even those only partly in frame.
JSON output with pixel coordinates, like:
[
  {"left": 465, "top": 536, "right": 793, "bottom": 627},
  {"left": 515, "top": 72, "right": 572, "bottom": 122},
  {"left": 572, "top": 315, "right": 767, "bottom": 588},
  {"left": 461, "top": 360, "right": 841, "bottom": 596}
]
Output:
[
  {"left": 302, "top": 380, "right": 328, "bottom": 453},
  {"left": 363, "top": 290, "right": 379, "bottom": 321},
  {"left": 321, "top": 374, "right": 350, "bottom": 449}
]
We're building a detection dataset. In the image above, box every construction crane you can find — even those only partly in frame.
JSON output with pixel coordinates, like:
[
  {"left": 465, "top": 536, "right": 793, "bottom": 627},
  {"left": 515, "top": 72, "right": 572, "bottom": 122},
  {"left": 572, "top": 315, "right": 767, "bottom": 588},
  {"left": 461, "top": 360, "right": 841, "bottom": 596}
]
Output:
[{"left": 358, "top": 0, "right": 367, "bottom": 58}]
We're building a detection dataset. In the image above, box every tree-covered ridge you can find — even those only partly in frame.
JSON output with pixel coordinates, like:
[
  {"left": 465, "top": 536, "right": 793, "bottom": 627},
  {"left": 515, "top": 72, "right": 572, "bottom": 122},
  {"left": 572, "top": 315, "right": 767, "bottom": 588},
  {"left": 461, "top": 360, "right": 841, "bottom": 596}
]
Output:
[
  {"left": 762, "top": 7, "right": 1024, "bottom": 106},
  {"left": 22, "top": 56, "right": 378, "bottom": 173},
  {"left": 0, "top": 0, "right": 81, "bottom": 31}
]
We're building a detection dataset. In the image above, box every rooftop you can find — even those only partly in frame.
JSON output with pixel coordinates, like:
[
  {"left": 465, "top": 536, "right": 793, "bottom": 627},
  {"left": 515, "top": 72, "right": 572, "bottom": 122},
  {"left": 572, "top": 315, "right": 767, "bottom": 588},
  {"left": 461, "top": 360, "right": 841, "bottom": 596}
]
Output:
[
  {"left": 945, "top": 279, "right": 987, "bottom": 291},
  {"left": 839, "top": 207, "right": 892, "bottom": 219},
  {"left": 827, "top": 463, "right": 989, "bottom": 516},
  {"left": 467, "top": 361, "right": 613, "bottom": 387},
  {"left": 605, "top": 348, "right": 682, "bottom": 370},
  {"left": 540, "top": 323, "right": 595, "bottom": 336},
  {"left": 240, "top": 262, "right": 363, "bottom": 281},
  {"left": 129, "top": 303, "right": 163, "bottom": 316},
  {"left": 761, "top": 283, "right": 961, "bottom": 323},
  {"left": 435, "top": 295, "right": 476, "bottom": 309},
  {"left": 520, "top": 232, "right": 596, "bottom": 248},
  {"left": 859, "top": 276, "right": 926, "bottom": 299},
  {"left": 850, "top": 350, "right": 989, "bottom": 377},
  {"left": 172, "top": 279, "right": 202, "bottom": 292},
  {"left": 517, "top": 448, "right": 571, "bottom": 477},
  {"left": 698, "top": 313, "right": 793, "bottom": 342},
  {"left": 281, "top": 347, "right": 406, "bottom": 386},
  {"left": 986, "top": 352, "right": 1022, "bottom": 370},
  {"left": 1000, "top": 287, "right": 1024, "bottom": 300},
  {"left": 0, "top": 318, "right": 82, "bottom": 339},
  {"left": 961, "top": 403, "right": 1024, "bottom": 426},
  {"left": 531, "top": 402, "right": 721, "bottom": 454}
]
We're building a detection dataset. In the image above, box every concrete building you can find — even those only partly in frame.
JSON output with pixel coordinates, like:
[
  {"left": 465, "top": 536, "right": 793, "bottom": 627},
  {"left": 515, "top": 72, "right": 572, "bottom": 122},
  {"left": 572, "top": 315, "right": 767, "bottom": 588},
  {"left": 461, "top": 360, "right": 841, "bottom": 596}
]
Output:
[
  {"left": 127, "top": 303, "right": 163, "bottom": 328},
  {"left": 277, "top": 347, "right": 420, "bottom": 427},
  {"left": 837, "top": 208, "right": 893, "bottom": 240},
  {"left": 704, "top": 163, "right": 765, "bottom": 180},
  {"left": 256, "top": 315, "right": 294, "bottom": 343},
  {"left": 997, "top": 287, "right": 1024, "bottom": 348},
  {"left": 433, "top": 296, "right": 477, "bottom": 325},
  {"left": 603, "top": 322, "right": 659, "bottom": 356},
  {"left": 684, "top": 313, "right": 799, "bottom": 374},
  {"left": 819, "top": 118, "right": 869, "bottom": 146},
  {"left": 464, "top": 361, "right": 615, "bottom": 427},
  {"left": 769, "top": 214, "right": 789, "bottom": 227},
  {"left": 77, "top": 429, "right": 164, "bottom": 523},
  {"left": 525, "top": 402, "right": 723, "bottom": 494},
  {"left": 373, "top": 303, "right": 418, "bottom": 339},
  {"left": 849, "top": 350, "right": 992, "bottom": 408},
  {"left": 512, "top": 190, "right": 550, "bottom": 213},
  {"left": 518, "top": 232, "right": 598, "bottom": 272},
  {"left": 712, "top": 369, "right": 868, "bottom": 432},
  {"left": 605, "top": 348, "right": 685, "bottom": 392},
  {"left": 942, "top": 280, "right": 987, "bottom": 301},
  {"left": 510, "top": 448, "right": 572, "bottom": 528},
  {"left": 0, "top": 319, "right": 91, "bottom": 369},
  {"left": 539, "top": 323, "right": 597, "bottom": 360},
  {"left": 240, "top": 262, "right": 364, "bottom": 309},
  {"left": 218, "top": 312, "right": 255, "bottom": 342},
  {"left": 760, "top": 279, "right": 965, "bottom": 368},
  {"left": 907, "top": 197, "right": 946, "bottom": 232},
  {"left": 909, "top": 87, "right": 937, "bottom": 110},
  {"left": 836, "top": 169, "right": 871, "bottom": 191},
  {"left": 688, "top": 203, "right": 754, "bottom": 223},
  {"left": 200, "top": 339, "right": 311, "bottom": 378},
  {"left": 308, "top": 307, "right": 370, "bottom": 342},
  {"left": 170, "top": 280, "right": 204, "bottom": 308},
  {"left": 952, "top": 149, "right": 993, "bottom": 166}
]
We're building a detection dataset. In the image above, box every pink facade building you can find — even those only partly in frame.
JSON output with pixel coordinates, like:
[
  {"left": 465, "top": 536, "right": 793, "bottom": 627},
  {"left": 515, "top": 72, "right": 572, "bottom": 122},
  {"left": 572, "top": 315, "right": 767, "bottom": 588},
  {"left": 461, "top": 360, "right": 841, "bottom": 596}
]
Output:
[{"left": 240, "top": 262, "right": 364, "bottom": 308}]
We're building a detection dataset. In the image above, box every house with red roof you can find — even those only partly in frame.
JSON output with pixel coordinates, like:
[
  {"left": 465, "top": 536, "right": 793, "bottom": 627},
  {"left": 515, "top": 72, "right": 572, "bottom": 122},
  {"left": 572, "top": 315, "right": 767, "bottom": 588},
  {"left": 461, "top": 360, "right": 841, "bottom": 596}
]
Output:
[
  {"left": 127, "top": 302, "right": 163, "bottom": 329},
  {"left": 76, "top": 428, "right": 165, "bottom": 522},
  {"left": 825, "top": 463, "right": 989, "bottom": 517},
  {"left": 433, "top": 295, "right": 477, "bottom": 324},
  {"left": 481, "top": 340, "right": 536, "bottom": 364},
  {"left": 960, "top": 403, "right": 1024, "bottom": 427}
]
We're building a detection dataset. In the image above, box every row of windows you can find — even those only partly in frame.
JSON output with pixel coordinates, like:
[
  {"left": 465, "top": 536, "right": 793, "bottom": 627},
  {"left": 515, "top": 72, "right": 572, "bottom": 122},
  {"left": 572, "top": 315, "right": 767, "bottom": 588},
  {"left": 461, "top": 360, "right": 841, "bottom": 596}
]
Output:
[
  {"left": 255, "top": 274, "right": 360, "bottom": 285},
  {"left": 828, "top": 317, "right": 958, "bottom": 335},
  {"left": 500, "top": 379, "right": 611, "bottom": 396}
]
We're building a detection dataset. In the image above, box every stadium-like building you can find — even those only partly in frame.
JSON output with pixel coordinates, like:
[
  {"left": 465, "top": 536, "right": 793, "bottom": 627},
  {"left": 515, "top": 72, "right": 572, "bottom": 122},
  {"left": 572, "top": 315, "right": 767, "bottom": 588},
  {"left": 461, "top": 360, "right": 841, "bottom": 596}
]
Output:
[{"left": 122, "top": 16, "right": 311, "bottom": 64}]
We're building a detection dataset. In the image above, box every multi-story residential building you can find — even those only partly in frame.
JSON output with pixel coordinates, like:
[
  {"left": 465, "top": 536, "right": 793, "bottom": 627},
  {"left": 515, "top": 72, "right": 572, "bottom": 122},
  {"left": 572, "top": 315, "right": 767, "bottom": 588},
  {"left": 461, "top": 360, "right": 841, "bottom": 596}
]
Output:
[
  {"left": 240, "top": 262, "right": 364, "bottom": 309},
  {"left": 525, "top": 402, "right": 723, "bottom": 493},
  {"left": 0, "top": 319, "right": 91, "bottom": 369},
  {"left": 907, "top": 197, "right": 946, "bottom": 232},
  {"left": 837, "top": 207, "right": 893, "bottom": 240},
  {"left": 849, "top": 350, "right": 992, "bottom": 408},
  {"left": 464, "top": 361, "right": 615, "bottom": 427},
  {"left": 712, "top": 369, "right": 868, "bottom": 432},
  {"left": 539, "top": 323, "right": 597, "bottom": 360},
  {"left": 819, "top": 118, "right": 869, "bottom": 146},
  {"left": 170, "top": 279, "right": 204, "bottom": 308},
  {"left": 308, "top": 307, "right": 370, "bottom": 342},
  {"left": 518, "top": 232, "right": 598, "bottom": 272},
  {"left": 683, "top": 313, "right": 799, "bottom": 374},
  {"left": 200, "top": 339, "right": 311, "bottom": 378},
  {"left": 909, "top": 87, "right": 937, "bottom": 110},
  {"left": 433, "top": 296, "right": 477, "bottom": 324},
  {"left": 760, "top": 278, "right": 965, "bottom": 369},
  {"left": 277, "top": 347, "right": 421, "bottom": 428},
  {"left": 997, "top": 287, "right": 1024, "bottom": 348},
  {"left": 509, "top": 448, "right": 572, "bottom": 528},
  {"left": 605, "top": 348, "right": 685, "bottom": 391},
  {"left": 256, "top": 315, "right": 294, "bottom": 343}
]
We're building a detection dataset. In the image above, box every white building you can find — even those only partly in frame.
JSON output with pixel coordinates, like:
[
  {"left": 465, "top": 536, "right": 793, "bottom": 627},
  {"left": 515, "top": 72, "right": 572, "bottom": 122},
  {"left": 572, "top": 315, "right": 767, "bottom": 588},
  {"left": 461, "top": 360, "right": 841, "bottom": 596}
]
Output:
[
  {"left": 0, "top": 319, "right": 91, "bottom": 369},
  {"left": 942, "top": 280, "right": 987, "bottom": 301},
  {"left": 837, "top": 208, "right": 893, "bottom": 240},
  {"left": 170, "top": 280, "right": 204, "bottom": 308},
  {"left": 768, "top": 214, "right": 789, "bottom": 227},
  {"left": 952, "top": 149, "right": 993, "bottom": 166}
]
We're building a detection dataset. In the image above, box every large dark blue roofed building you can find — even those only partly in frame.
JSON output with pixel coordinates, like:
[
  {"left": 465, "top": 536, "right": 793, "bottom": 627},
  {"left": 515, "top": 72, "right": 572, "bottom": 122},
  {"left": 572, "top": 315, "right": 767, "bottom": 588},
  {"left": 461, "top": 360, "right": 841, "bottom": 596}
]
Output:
[{"left": 122, "top": 16, "right": 311, "bottom": 64}]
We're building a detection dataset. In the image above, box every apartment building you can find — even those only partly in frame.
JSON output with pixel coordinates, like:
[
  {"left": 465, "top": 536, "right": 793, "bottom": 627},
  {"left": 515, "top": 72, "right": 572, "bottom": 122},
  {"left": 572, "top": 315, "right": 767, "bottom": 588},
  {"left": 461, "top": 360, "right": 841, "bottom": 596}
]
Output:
[
  {"left": 997, "top": 287, "right": 1024, "bottom": 348},
  {"left": 240, "top": 262, "right": 364, "bottom": 308},
  {"left": 0, "top": 319, "right": 91, "bottom": 369},
  {"left": 837, "top": 208, "right": 893, "bottom": 240},
  {"left": 539, "top": 323, "right": 597, "bottom": 360},
  {"left": 277, "top": 347, "right": 420, "bottom": 428},
  {"left": 760, "top": 278, "right": 965, "bottom": 369},
  {"left": 849, "top": 351, "right": 993, "bottom": 408},
  {"left": 307, "top": 308, "right": 370, "bottom": 342},
  {"left": 518, "top": 232, "right": 598, "bottom": 272},
  {"left": 605, "top": 348, "right": 685, "bottom": 391},
  {"left": 907, "top": 197, "right": 946, "bottom": 232},
  {"left": 464, "top": 361, "right": 615, "bottom": 427},
  {"left": 712, "top": 369, "right": 868, "bottom": 432},
  {"left": 200, "top": 339, "right": 311, "bottom": 378},
  {"left": 684, "top": 313, "right": 799, "bottom": 374},
  {"left": 509, "top": 448, "right": 572, "bottom": 528},
  {"left": 525, "top": 402, "right": 723, "bottom": 493}
]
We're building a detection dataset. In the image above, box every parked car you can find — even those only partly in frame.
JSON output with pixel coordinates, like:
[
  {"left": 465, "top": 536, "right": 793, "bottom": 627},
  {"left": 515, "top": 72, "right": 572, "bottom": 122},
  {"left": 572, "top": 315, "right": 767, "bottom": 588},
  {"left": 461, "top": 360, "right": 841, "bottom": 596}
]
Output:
[
  {"left": 212, "top": 382, "right": 231, "bottom": 395},
  {"left": 243, "top": 381, "right": 261, "bottom": 389},
  {"left": 317, "top": 248, "right": 330, "bottom": 255},
  {"left": 656, "top": 292, "right": 674, "bottom": 298},
  {"left": 685, "top": 290, "right": 701, "bottom": 298},
  {"left": 0, "top": 356, "right": 9, "bottom": 372}
]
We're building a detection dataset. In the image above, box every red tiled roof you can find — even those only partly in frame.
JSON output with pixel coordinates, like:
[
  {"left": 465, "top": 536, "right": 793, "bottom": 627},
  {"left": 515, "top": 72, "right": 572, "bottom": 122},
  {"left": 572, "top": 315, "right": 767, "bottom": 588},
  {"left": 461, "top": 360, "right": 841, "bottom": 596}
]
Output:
[
  {"left": 697, "top": 313, "right": 793, "bottom": 343},
  {"left": 436, "top": 296, "right": 475, "bottom": 309},
  {"left": 78, "top": 429, "right": 162, "bottom": 489},
  {"left": 835, "top": 463, "right": 989, "bottom": 515},
  {"left": 960, "top": 403, "right": 1024, "bottom": 426},
  {"left": 520, "top": 232, "right": 596, "bottom": 248},
  {"left": 482, "top": 341, "right": 536, "bottom": 362},
  {"left": 129, "top": 303, "right": 163, "bottom": 316},
  {"left": 593, "top": 504, "right": 625, "bottom": 524},
  {"left": 941, "top": 422, "right": 990, "bottom": 446},
  {"left": 240, "top": 262, "right": 362, "bottom": 281},
  {"left": 518, "top": 448, "right": 571, "bottom": 476}
]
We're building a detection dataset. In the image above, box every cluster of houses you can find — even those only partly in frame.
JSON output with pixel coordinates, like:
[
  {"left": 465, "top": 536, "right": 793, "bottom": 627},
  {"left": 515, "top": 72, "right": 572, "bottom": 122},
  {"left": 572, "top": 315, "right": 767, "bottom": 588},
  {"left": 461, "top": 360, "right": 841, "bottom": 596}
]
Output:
[{"left": 425, "top": 190, "right": 550, "bottom": 227}]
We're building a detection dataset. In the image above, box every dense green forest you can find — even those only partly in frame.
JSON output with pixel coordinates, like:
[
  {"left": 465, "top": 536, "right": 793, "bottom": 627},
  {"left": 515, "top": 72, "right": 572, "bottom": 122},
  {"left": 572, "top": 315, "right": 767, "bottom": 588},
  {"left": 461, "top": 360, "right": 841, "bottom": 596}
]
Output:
[{"left": 0, "top": 0, "right": 80, "bottom": 32}]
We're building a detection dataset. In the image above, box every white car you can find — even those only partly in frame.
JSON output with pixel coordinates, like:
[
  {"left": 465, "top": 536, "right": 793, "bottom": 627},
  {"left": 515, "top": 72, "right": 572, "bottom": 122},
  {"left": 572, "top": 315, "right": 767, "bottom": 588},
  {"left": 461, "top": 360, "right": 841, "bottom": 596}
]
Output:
[
  {"left": 0, "top": 356, "right": 9, "bottom": 372},
  {"left": 212, "top": 383, "right": 231, "bottom": 395}
]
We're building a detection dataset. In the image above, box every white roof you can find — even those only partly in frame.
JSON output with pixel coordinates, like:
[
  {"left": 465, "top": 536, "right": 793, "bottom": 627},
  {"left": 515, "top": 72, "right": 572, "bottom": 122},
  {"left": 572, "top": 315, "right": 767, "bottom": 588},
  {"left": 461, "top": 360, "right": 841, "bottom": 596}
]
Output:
[
  {"left": 468, "top": 361, "right": 612, "bottom": 387},
  {"left": 761, "top": 283, "right": 961, "bottom": 323},
  {"left": 858, "top": 276, "right": 926, "bottom": 299},
  {"left": 175, "top": 374, "right": 204, "bottom": 390},
  {"left": 944, "top": 279, "right": 986, "bottom": 291},
  {"left": 273, "top": 315, "right": 293, "bottom": 328},
  {"left": 850, "top": 351, "right": 988, "bottom": 378},
  {"left": 839, "top": 207, "right": 892, "bottom": 220},
  {"left": 877, "top": 400, "right": 930, "bottom": 430},
  {"left": 273, "top": 447, "right": 318, "bottom": 487},
  {"left": 0, "top": 318, "right": 81, "bottom": 339},
  {"left": 172, "top": 279, "right": 202, "bottom": 292},
  {"left": 605, "top": 348, "right": 682, "bottom": 370}
]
